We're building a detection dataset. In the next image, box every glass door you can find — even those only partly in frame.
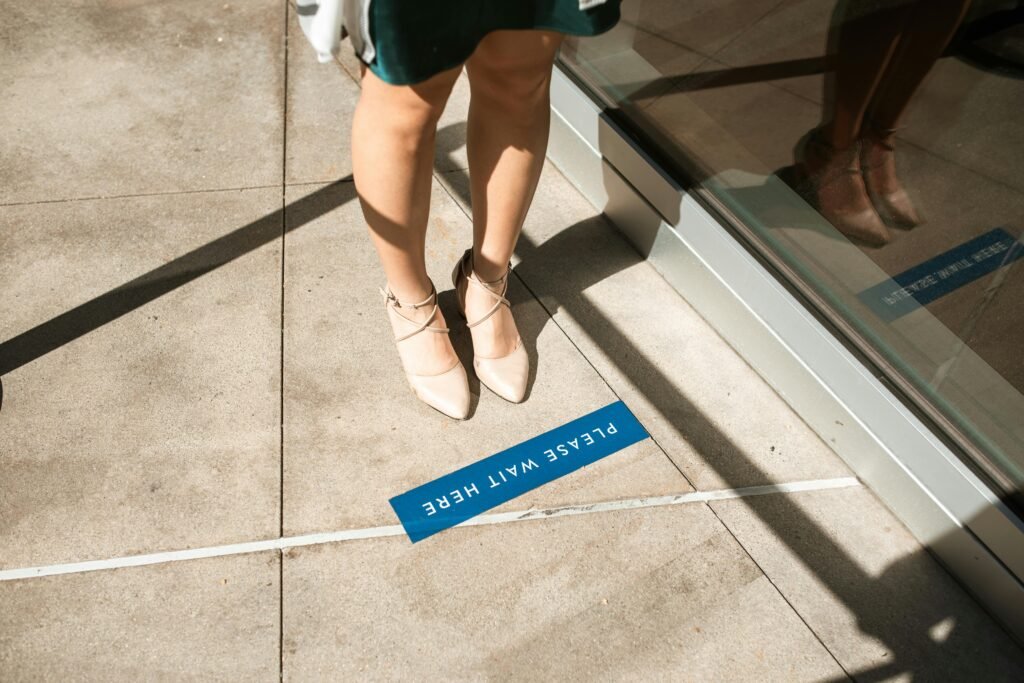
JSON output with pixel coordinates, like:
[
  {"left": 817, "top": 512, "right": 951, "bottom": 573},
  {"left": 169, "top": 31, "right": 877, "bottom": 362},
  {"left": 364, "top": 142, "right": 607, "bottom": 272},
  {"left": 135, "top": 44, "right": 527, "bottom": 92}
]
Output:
[{"left": 559, "top": 0, "right": 1024, "bottom": 507}]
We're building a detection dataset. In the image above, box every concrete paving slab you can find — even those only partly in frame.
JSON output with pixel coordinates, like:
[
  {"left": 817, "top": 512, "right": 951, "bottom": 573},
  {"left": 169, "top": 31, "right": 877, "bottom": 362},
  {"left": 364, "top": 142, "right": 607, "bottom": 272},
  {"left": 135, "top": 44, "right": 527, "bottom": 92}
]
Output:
[
  {"left": 0, "top": 189, "right": 281, "bottom": 567},
  {"left": 282, "top": 179, "right": 689, "bottom": 535},
  {"left": 0, "top": 0, "right": 284, "bottom": 204},
  {"left": 710, "top": 485, "right": 1024, "bottom": 680},
  {"left": 0, "top": 553, "right": 279, "bottom": 681},
  {"left": 282, "top": 504, "right": 845, "bottom": 681},
  {"left": 442, "top": 163, "right": 854, "bottom": 490},
  {"left": 285, "top": 4, "right": 360, "bottom": 185}
]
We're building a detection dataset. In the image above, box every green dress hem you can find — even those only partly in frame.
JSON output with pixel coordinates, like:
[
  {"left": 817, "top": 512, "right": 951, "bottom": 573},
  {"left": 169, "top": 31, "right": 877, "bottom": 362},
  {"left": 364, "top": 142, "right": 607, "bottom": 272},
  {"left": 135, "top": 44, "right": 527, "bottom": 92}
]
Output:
[{"left": 360, "top": 0, "right": 622, "bottom": 86}]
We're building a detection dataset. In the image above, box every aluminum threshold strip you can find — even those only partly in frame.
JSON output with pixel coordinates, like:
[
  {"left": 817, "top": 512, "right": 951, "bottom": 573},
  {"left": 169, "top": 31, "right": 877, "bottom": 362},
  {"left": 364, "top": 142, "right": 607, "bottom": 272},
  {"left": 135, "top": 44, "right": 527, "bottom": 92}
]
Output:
[{"left": 547, "top": 63, "right": 1024, "bottom": 644}]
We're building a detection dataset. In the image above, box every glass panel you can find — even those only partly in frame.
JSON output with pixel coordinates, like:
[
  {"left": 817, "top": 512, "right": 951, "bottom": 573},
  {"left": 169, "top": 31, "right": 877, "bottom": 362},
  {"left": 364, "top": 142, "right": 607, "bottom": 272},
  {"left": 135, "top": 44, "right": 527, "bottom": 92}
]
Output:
[{"left": 560, "top": 0, "right": 1024, "bottom": 502}]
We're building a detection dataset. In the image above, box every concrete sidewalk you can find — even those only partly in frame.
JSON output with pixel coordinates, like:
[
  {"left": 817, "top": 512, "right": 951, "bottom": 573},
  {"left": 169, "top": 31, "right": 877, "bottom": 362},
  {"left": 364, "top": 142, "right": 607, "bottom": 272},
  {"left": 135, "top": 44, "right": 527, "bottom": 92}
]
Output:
[{"left": 2, "top": 1, "right": 1023, "bottom": 680}]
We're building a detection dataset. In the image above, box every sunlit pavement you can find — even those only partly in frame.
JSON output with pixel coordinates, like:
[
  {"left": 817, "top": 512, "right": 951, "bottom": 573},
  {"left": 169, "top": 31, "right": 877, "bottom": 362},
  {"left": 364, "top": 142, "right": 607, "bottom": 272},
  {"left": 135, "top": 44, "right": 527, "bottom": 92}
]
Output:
[{"left": 2, "top": 2, "right": 1023, "bottom": 679}]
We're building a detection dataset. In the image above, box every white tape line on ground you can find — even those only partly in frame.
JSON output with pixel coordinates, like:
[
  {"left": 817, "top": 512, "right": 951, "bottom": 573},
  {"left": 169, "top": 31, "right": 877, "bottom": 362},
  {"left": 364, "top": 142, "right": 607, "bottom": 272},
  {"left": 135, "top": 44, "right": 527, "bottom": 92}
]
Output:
[
  {"left": 0, "top": 477, "right": 860, "bottom": 581},
  {"left": 476, "top": 476, "right": 862, "bottom": 525}
]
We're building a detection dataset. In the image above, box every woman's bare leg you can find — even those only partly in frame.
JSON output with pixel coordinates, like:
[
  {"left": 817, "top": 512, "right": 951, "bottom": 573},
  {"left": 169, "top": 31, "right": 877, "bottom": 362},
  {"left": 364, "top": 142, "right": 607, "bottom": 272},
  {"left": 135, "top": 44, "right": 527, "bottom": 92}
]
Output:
[
  {"left": 463, "top": 29, "right": 564, "bottom": 358},
  {"left": 352, "top": 63, "right": 463, "bottom": 375}
]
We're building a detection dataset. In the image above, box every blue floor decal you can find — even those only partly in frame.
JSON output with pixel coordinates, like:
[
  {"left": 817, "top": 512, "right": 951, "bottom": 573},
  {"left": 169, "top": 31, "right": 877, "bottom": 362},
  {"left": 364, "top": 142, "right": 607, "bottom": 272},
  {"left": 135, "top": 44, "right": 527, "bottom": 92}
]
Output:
[
  {"left": 858, "top": 227, "right": 1023, "bottom": 322},
  {"left": 389, "top": 401, "right": 650, "bottom": 542}
]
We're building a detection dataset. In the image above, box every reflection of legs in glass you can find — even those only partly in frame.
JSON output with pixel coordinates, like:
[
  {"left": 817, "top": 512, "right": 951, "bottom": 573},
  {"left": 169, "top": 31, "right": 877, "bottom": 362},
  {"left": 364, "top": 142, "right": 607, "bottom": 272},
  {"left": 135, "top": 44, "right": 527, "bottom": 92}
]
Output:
[
  {"left": 794, "top": 130, "right": 891, "bottom": 247},
  {"left": 861, "top": 0, "right": 972, "bottom": 227},
  {"left": 455, "top": 30, "right": 565, "bottom": 403},
  {"left": 860, "top": 123, "right": 922, "bottom": 228},
  {"left": 798, "top": 0, "right": 969, "bottom": 244},
  {"left": 796, "top": 0, "right": 911, "bottom": 245},
  {"left": 352, "top": 63, "right": 471, "bottom": 419}
]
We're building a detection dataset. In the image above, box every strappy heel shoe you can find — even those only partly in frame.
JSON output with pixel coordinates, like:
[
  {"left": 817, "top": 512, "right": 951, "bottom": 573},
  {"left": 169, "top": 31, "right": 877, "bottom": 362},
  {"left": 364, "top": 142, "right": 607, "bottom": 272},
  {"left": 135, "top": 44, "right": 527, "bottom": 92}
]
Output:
[
  {"left": 861, "top": 123, "right": 923, "bottom": 228},
  {"left": 792, "top": 129, "right": 891, "bottom": 246},
  {"left": 452, "top": 249, "right": 529, "bottom": 404},
  {"left": 381, "top": 282, "right": 471, "bottom": 420}
]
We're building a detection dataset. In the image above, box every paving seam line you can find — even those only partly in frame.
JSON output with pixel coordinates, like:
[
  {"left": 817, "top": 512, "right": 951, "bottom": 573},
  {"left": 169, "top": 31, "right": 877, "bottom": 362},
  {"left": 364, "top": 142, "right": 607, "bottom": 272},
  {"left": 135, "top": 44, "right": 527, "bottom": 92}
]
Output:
[{"left": 0, "top": 477, "right": 860, "bottom": 581}]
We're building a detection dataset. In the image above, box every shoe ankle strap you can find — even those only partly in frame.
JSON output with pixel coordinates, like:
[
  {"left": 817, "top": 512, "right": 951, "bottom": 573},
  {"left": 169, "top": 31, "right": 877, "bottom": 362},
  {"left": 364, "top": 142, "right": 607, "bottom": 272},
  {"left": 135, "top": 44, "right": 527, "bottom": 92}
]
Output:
[
  {"left": 864, "top": 120, "right": 904, "bottom": 150},
  {"left": 380, "top": 283, "right": 450, "bottom": 342},
  {"left": 459, "top": 250, "right": 512, "bottom": 328},
  {"left": 379, "top": 284, "right": 436, "bottom": 309}
]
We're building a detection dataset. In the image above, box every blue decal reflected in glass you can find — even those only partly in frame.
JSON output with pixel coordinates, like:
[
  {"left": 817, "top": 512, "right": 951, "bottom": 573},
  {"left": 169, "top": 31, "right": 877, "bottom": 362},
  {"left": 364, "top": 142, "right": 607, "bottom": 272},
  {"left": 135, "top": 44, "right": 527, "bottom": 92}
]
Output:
[{"left": 858, "top": 227, "right": 1023, "bottom": 322}]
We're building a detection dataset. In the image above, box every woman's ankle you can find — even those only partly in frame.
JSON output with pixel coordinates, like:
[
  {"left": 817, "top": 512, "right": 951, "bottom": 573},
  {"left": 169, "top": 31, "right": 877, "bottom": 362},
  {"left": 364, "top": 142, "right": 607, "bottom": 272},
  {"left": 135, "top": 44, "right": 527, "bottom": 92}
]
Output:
[{"left": 470, "top": 249, "right": 510, "bottom": 283}]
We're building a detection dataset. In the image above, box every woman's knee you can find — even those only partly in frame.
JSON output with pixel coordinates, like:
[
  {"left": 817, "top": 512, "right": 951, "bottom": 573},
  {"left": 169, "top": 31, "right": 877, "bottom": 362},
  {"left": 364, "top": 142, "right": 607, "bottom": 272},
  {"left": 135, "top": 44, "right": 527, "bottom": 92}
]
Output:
[
  {"left": 466, "top": 31, "right": 562, "bottom": 119},
  {"left": 359, "top": 63, "right": 461, "bottom": 129}
]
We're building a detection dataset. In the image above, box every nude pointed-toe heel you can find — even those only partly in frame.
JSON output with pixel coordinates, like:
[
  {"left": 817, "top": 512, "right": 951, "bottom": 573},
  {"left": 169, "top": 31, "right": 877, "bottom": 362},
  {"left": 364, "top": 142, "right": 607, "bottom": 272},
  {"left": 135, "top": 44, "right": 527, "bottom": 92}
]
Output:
[
  {"left": 472, "top": 343, "right": 528, "bottom": 403},
  {"left": 405, "top": 365, "right": 472, "bottom": 420},
  {"left": 381, "top": 282, "right": 471, "bottom": 420},
  {"left": 861, "top": 126, "right": 923, "bottom": 228},
  {"left": 792, "top": 131, "right": 891, "bottom": 246},
  {"left": 452, "top": 249, "right": 529, "bottom": 404}
]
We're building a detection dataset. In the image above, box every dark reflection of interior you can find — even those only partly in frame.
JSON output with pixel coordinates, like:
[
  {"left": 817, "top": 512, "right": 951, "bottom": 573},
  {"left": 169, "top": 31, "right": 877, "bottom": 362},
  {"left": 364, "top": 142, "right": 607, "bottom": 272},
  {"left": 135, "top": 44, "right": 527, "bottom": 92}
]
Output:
[{"left": 559, "top": 0, "right": 1024, "bottom": 498}]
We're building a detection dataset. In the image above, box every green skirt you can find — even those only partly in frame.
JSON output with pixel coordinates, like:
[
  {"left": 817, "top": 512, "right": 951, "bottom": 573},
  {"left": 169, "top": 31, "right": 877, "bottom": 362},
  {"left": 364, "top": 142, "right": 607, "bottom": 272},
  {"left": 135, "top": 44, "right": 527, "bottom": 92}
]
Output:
[{"left": 362, "top": 0, "right": 622, "bottom": 85}]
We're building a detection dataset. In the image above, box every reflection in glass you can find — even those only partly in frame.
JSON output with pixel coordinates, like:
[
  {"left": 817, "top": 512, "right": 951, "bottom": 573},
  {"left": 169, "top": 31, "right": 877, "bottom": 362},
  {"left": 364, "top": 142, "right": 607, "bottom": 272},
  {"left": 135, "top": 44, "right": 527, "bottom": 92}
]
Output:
[{"left": 559, "top": 0, "right": 1024, "bottom": 504}]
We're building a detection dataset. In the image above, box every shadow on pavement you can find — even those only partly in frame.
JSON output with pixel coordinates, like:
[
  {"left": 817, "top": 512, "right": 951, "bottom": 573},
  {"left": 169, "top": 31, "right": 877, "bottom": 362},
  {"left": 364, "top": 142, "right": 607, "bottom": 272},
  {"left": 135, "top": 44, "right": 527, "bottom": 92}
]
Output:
[
  {"left": 437, "top": 120, "right": 1024, "bottom": 675},
  {"left": 0, "top": 178, "right": 354, "bottom": 378},
  {"left": 1, "top": 102, "right": 1020, "bottom": 677}
]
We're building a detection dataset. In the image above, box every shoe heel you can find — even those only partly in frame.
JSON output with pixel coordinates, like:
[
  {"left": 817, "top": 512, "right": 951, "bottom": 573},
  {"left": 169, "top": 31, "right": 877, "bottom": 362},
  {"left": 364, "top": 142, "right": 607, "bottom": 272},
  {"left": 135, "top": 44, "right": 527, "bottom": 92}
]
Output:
[{"left": 451, "top": 250, "right": 469, "bottom": 319}]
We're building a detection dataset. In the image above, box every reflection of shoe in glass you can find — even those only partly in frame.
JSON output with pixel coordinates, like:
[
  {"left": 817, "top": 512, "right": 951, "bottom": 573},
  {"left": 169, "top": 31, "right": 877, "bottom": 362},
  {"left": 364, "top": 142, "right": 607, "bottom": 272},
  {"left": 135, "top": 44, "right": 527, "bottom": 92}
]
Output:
[
  {"left": 452, "top": 249, "right": 529, "bottom": 404},
  {"left": 794, "top": 130, "right": 891, "bottom": 247},
  {"left": 381, "top": 282, "right": 471, "bottom": 420},
  {"left": 861, "top": 126, "right": 923, "bottom": 228}
]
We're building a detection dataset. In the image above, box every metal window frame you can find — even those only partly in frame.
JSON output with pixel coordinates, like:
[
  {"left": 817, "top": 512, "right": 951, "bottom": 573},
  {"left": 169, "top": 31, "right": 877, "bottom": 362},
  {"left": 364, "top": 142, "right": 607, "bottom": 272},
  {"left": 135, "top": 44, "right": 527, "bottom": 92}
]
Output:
[{"left": 547, "top": 63, "right": 1024, "bottom": 644}]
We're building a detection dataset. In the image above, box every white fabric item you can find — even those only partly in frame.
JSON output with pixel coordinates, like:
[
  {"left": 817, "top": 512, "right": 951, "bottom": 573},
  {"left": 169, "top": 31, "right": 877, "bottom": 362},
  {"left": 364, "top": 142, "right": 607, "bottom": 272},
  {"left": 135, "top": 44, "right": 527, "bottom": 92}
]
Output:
[{"left": 296, "top": 0, "right": 373, "bottom": 64}]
